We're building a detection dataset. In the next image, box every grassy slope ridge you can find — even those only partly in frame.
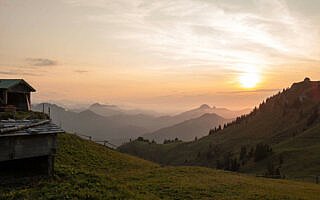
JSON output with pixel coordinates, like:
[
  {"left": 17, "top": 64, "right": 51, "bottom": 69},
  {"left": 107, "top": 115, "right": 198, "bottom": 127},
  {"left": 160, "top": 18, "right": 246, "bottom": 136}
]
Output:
[
  {"left": 1, "top": 133, "right": 320, "bottom": 200},
  {"left": 119, "top": 79, "right": 320, "bottom": 179}
]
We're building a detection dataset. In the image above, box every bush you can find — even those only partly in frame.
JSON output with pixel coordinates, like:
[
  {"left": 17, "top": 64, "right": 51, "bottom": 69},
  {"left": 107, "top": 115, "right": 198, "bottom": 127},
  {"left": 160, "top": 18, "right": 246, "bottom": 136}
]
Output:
[{"left": 136, "top": 137, "right": 149, "bottom": 143}]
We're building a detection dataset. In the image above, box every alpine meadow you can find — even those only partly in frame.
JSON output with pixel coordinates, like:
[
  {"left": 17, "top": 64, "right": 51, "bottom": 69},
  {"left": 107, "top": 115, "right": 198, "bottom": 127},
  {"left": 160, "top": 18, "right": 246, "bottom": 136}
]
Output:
[{"left": 1, "top": 0, "right": 320, "bottom": 199}]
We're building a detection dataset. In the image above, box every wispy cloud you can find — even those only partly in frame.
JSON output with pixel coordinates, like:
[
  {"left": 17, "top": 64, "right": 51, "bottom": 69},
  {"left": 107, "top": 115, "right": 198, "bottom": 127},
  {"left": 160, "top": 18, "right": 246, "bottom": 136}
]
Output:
[
  {"left": 74, "top": 70, "right": 89, "bottom": 73},
  {"left": 26, "top": 58, "right": 57, "bottom": 66},
  {"left": 128, "top": 87, "right": 281, "bottom": 110},
  {"left": 0, "top": 68, "right": 40, "bottom": 76},
  {"left": 65, "top": 0, "right": 320, "bottom": 74},
  {"left": 216, "top": 88, "right": 281, "bottom": 94}
]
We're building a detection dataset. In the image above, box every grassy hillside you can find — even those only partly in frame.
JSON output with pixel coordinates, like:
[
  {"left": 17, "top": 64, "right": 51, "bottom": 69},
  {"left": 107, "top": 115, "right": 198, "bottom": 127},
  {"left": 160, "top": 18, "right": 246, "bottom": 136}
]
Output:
[
  {"left": 1, "top": 133, "right": 320, "bottom": 199},
  {"left": 119, "top": 79, "right": 320, "bottom": 179}
]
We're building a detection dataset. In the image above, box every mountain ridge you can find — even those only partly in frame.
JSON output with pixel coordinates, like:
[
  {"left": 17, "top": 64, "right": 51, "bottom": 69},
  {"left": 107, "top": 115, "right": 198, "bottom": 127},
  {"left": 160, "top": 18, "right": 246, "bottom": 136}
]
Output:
[
  {"left": 142, "top": 113, "right": 230, "bottom": 142},
  {"left": 119, "top": 78, "right": 320, "bottom": 180},
  {"left": 33, "top": 102, "right": 248, "bottom": 145}
]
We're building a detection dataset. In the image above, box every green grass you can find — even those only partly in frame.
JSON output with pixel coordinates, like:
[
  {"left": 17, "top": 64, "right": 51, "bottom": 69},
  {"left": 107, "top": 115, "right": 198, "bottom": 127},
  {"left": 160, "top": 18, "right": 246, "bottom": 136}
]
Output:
[
  {"left": 1, "top": 133, "right": 320, "bottom": 200},
  {"left": 0, "top": 111, "right": 48, "bottom": 120}
]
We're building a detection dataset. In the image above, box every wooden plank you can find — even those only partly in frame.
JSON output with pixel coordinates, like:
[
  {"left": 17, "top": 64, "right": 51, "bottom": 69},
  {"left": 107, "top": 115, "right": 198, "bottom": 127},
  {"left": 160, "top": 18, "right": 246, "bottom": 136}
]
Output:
[
  {"left": 47, "top": 155, "right": 54, "bottom": 176},
  {"left": 3, "top": 90, "right": 7, "bottom": 105},
  {"left": 14, "top": 135, "right": 56, "bottom": 159},
  {"left": 0, "top": 134, "right": 57, "bottom": 161},
  {"left": 26, "top": 93, "right": 31, "bottom": 111},
  {"left": 0, "top": 138, "right": 13, "bottom": 161},
  {"left": 0, "top": 120, "right": 53, "bottom": 135}
]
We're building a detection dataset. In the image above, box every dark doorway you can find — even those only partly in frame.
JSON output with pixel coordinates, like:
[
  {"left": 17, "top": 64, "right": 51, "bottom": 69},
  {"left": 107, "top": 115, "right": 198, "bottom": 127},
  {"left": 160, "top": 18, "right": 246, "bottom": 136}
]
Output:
[
  {"left": 0, "top": 156, "right": 53, "bottom": 178},
  {"left": 7, "top": 92, "right": 28, "bottom": 111}
]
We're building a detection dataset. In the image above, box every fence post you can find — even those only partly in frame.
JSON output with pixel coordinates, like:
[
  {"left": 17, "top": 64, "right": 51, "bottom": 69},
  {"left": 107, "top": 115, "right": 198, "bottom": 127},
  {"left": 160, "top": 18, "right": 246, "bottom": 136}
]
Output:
[
  {"left": 48, "top": 107, "right": 51, "bottom": 119},
  {"left": 316, "top": 176, "right": 319, "bottom": 184}
]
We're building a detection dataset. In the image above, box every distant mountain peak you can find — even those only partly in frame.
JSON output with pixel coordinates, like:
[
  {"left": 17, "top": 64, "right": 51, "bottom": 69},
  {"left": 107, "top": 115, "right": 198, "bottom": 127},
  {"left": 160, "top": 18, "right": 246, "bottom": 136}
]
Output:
[
  {"left": 91, "top": 102, "right": 102, "bottom": 106},
  {"left": 199, "top": 104, "right": 211, "bottom": 109},
  {"left": 90, "top": 103, "right": 118, "bottom": 109}
]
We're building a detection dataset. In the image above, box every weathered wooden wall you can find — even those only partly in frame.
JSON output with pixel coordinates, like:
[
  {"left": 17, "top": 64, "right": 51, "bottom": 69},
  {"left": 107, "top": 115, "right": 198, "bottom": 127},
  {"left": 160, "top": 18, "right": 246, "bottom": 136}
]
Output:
[
  {"left": 0, "top": 133, "right": 57, "bottom": 162},
  {"left": 0, "top": 133, "right": 57, "bottom": 176}
]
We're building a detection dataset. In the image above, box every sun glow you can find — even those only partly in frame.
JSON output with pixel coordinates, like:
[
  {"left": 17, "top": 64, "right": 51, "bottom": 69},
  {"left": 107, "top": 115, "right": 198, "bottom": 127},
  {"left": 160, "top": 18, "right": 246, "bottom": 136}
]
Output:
[{"left": 238, "top": 65, "right": 261, "bottom": 89}]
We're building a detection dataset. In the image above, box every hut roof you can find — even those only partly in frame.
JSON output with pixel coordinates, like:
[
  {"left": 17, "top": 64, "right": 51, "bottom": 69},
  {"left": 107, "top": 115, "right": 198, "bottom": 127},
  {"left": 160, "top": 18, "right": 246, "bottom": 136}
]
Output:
[
  {"left": 0, "top": 120, "right": 64, "bottom": 137},
  {"left": 0, "top": 79, "right": 36, "bottom": 92}
]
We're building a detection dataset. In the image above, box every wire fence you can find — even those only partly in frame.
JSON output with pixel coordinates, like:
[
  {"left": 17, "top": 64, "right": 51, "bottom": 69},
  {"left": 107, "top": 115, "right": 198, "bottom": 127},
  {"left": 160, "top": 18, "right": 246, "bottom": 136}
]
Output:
[
  {"left": 72, "top": 132, "right": 118, "bottom": 149},
  {"left": 256, "top": 174, "right": 320, "bottom": 184}
]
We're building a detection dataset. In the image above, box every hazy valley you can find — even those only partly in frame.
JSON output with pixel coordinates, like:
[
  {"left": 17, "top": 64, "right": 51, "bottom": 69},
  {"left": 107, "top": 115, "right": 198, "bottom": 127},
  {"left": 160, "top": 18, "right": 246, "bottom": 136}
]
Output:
[{"left": 32, "top": 103, "right": 246, "bottom": 145}]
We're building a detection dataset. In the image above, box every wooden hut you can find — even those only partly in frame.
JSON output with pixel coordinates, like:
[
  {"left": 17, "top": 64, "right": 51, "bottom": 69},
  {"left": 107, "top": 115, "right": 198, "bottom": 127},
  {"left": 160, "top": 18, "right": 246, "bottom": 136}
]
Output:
[
  {"left": 0, "top": 79, "right": 36, "bottom": 111},
  {"left": 0, "top": 120, "right": 64, "bottom": 177}
]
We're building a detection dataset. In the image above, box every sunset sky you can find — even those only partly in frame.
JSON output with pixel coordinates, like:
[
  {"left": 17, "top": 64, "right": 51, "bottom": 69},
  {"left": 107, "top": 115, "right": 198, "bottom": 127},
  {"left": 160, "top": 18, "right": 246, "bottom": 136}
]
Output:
[{"left": 1, "top": 0, "right": 320, "bottom": 112}]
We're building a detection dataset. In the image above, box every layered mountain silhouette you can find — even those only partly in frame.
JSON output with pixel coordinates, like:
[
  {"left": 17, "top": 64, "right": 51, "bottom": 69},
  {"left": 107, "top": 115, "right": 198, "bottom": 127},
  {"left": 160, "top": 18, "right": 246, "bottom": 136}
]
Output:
[
  {"left": 32, "top": 104, "right": 148, "bottom": 145},
  {"left": 89, "top": 103, "right": 161, "bottom": 117},
  {"left": 33, "top": 103, "right": 245, "bottom": 145},
  {"left": 89, "top": 103, "right": 249, "bottom": 132},
  {"left": 88, "top": 103, "right": 123, "bottom": 116},
  {"left": 119, "top": 78, "right": 320, "bottom": 180},
  {"left": 143, "top": 113, "right": 230, "bottom": 142}
]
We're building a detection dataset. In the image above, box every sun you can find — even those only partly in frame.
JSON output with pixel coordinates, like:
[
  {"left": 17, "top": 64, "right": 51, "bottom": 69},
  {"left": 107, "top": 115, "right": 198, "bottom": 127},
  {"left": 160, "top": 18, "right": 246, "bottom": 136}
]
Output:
[{"left": 238, "top": 65, "right": 261, "bottom": 89}]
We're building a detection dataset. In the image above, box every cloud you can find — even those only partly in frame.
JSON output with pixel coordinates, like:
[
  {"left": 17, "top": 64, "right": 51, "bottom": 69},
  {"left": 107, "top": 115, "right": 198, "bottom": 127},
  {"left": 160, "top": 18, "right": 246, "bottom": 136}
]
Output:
[
  {"left": 128, "top": 88, "right": 281, "bottom": 111},
  {"left": 0, "top": 68, "right": 40, "bottom": 76},
  {"left": 64, "top": 0, "right": 320, "bottom": 73},
  {"left": 216, "top": 88, "right": 281, "bottom": 95},
  {"left": 0, "top": 71, "right": 16, "bottom": 75},
  {"left": 74, "top": 70, "right": 89, "bottom": 73},
  {"left": 26, "top": 58, "right": 57, "bottom": 66}
]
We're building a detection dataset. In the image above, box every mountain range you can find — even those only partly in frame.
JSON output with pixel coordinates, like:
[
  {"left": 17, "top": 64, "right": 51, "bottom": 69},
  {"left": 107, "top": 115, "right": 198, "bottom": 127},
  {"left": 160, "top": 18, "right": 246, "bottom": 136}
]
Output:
[
  {"left": 88, "top": 103, "right": 162, "bottom": 117},
  {"left": 89, "top": 103, "right": 249, "bottom": 132},
  {"left": 119, "top": 78, "right": 320, "bottom": 181},
  {"left": 33, "top": 103, "right": 248, "bottom": 145},
  {"left": 32, "top": 104, "right": 148, "bottom": 142}
]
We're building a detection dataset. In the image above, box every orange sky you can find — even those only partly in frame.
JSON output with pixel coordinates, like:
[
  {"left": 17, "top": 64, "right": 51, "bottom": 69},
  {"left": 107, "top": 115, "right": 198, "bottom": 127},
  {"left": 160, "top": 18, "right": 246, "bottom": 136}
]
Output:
[{"left": 1, "top": 0, "right": 320, "bottom": 112}]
